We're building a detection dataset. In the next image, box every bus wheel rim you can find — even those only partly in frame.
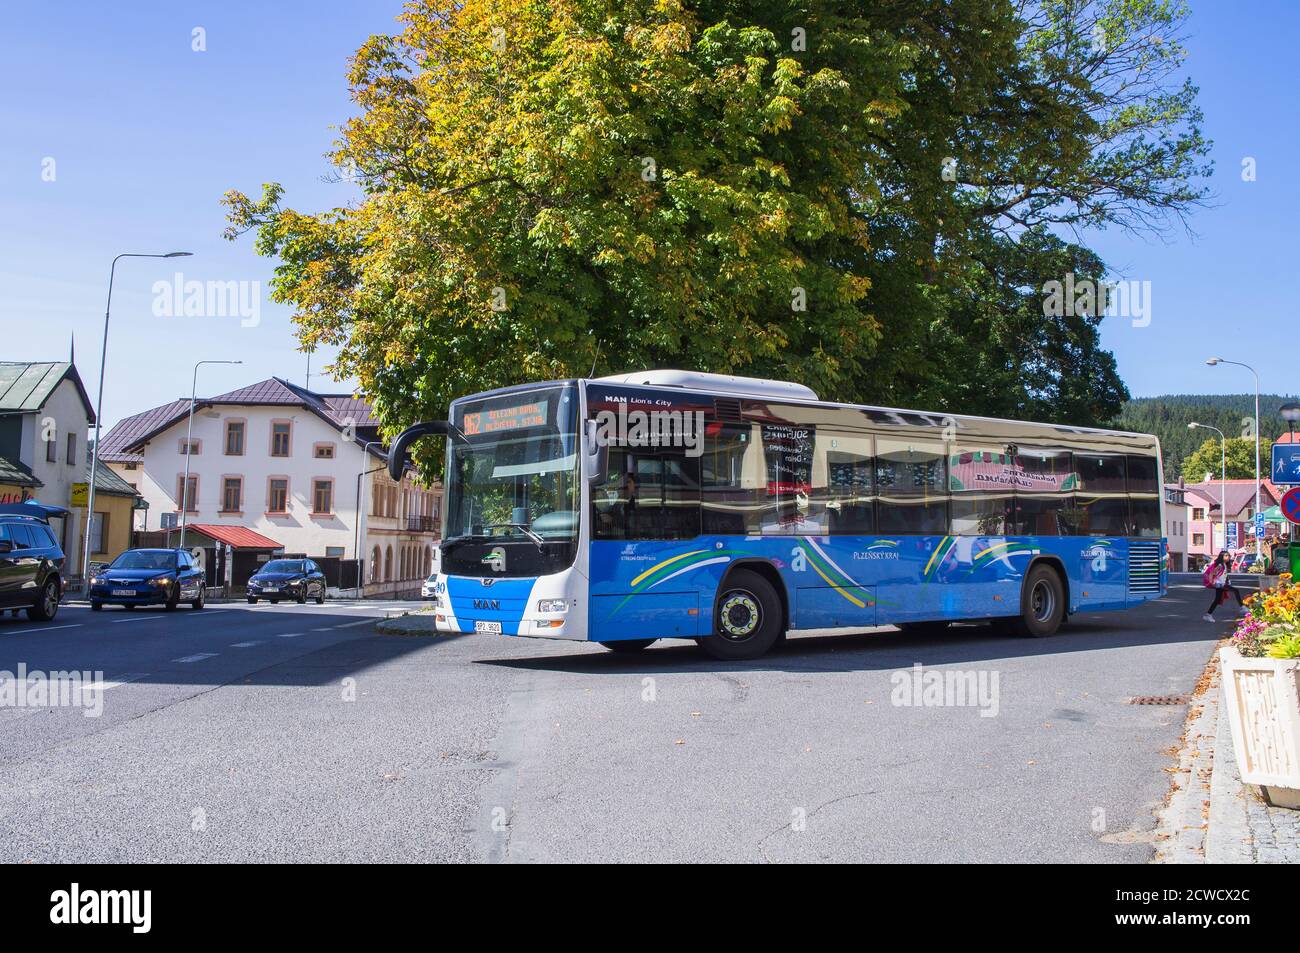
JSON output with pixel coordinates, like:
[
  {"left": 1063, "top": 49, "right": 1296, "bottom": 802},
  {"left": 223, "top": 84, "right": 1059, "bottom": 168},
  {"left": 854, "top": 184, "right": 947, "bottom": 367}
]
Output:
[
  {"left": 719, "top": 590, "right": 760, "bottom": 640},
  {"left": 1030, "top": 580, "right": 1055, "bottom": 623}
]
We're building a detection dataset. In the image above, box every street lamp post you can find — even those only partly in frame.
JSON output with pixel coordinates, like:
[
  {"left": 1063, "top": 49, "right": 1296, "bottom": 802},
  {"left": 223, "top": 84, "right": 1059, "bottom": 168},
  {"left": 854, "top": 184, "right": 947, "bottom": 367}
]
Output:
[
  {"left": 1189, "top": 422, "right": 1227, "bottom": 558},
  {"left": 179, "top": 359, "right": 242, "bottom": 550},
  {"left": 82, "top": 251, "right": 192, "bottom": 589},
  {"left": 1206, "top": 357, "right": 1261, "bottom": 558},
  {"left": 354, "top": 440, "right": 385, "bottom": 595}
]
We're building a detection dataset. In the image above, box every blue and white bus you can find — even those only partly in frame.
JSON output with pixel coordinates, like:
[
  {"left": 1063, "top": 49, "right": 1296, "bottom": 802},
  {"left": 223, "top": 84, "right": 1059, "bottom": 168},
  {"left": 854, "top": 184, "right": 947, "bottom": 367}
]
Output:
[{"left": 388, "top": 370, "right": 1166, "bottom": 660}]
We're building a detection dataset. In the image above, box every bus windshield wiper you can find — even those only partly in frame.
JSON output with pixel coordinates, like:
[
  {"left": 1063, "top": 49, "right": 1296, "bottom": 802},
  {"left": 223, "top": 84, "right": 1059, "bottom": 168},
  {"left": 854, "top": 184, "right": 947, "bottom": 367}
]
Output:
[{"left": 481, "top": 523, "right": 546, "bottom": 549}]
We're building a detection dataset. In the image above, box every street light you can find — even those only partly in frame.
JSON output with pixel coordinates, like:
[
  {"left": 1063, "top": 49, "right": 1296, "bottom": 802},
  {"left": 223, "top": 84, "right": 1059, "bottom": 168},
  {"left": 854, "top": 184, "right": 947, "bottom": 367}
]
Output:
[
  {"left": 179, "top": 359, "right": 243, "bottom": 549},
  {"left": 82, "top": 251, "right": 192, "bottom": 589},
  {"left": 1189, "top": 422, "right": 1227, "bottom": 557},
  {"left": 1206, "top": 357, "right": 1261, "bottom": 558},
  {"left": 354, "top": 439, "right": 386, "bottom": 595}
]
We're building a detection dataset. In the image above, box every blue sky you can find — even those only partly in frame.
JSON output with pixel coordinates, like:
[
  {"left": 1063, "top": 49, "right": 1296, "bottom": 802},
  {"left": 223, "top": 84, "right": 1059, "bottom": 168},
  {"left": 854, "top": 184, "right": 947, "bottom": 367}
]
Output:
[{"left": 1, "top": 1, "right": 1294, "bottom": 430}]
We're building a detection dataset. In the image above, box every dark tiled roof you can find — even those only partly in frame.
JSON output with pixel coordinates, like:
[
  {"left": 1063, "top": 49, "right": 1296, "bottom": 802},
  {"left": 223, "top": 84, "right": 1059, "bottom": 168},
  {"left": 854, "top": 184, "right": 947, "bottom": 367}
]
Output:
[
  {"left": 0, "top": 456, "right": 43, "bottom": 488},
  {"left": 98, "top": 378, "right": 382, "bottom": 458},
  {"left": 0, "top": 362, "right": 95, "bottom": 422},
  {"left": 87, "top": 451, "right": 140, "bottom": 497},
  {"left": 98, "top": 399, "right": 190, "bottom": 463}
]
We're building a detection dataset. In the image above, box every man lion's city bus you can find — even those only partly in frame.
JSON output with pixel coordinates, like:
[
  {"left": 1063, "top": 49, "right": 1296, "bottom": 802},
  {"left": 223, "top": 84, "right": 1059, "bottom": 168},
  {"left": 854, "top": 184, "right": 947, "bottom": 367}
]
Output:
[{"left": 388, "top": 370, "right": 1166, "bottom": 660}]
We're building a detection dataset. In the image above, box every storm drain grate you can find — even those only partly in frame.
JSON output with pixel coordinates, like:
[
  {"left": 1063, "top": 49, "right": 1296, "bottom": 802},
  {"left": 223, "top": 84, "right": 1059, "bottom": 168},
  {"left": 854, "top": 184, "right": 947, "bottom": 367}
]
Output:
[{"left": 1127, "top": 695, "right": 1189, "bottom": 706}]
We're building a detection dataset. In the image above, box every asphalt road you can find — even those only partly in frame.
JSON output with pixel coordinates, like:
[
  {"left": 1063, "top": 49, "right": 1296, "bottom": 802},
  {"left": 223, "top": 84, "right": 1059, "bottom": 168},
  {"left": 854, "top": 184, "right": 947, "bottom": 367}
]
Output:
[{"left": 0, "top": 584, "right": 1235, "bottom": 863}]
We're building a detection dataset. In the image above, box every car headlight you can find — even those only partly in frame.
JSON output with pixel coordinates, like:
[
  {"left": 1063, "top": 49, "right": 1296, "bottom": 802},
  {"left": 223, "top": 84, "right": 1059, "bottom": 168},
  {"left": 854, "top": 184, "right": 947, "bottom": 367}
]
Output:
[
  {"left": 150, "top": 577, "right": 171, "bottom": 587},
  {"left": 90, "top": 577, "right": 103, "bottom": 586},
  {"left": 537, "top": 599, "right": 568, "bottom": 613}
]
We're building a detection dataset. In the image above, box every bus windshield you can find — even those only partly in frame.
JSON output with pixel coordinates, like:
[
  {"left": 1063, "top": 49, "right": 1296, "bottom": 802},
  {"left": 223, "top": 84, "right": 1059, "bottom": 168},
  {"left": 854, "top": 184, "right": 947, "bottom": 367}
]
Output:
[{"left": 445, "top": 385, "right": 580, "bottom": 550}]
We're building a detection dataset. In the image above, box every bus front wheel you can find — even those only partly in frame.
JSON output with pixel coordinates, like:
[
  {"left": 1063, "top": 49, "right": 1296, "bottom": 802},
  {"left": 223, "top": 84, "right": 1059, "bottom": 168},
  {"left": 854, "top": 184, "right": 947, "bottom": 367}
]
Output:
[
  {"left": 698, "top": 569, "right": 783, "bottom": 661},
  {"left": 1008, "top": 564, "right": 1065, "bottom": 638}
]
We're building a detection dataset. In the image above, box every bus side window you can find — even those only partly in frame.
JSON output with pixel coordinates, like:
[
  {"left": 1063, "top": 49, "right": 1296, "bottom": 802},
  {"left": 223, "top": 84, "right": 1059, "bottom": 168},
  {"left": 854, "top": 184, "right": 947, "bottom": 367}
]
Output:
[
  {"left": 875, "top": 438, "right": 948, "bottom": 535},
  {"left": 701, "top": 422, "right": 770, "bottom": 535},
  {"left": 820, "top": 432, "right": 874, "bottom": 535},
  {"left": 1013, "top": 449, "right": 1076, "bottom": 536},
  {"left": 948, "top": 445, "right": 1014, "bottom": 535},
  {"left": 593, "top": 448, "right": 700, "bottom": 541}
]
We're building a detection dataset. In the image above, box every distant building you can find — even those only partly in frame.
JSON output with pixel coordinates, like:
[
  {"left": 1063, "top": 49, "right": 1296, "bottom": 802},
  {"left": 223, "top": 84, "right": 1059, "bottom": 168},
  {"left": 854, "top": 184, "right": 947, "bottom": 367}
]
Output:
[
  {"left": 1183, "top": 478, "right": 1281, "bottom": 568},
  {"left": 1163, "top": 483, "right": 1188, "bottom": 572},
  {"left": 0, "top": 361, "right": 96, "bottom": 577},
  {"left": 97, "top": 377, "right": 440, "bottom": 594},
  {"left": 84, "top": 452, "right": 144, "bottom": 566}
]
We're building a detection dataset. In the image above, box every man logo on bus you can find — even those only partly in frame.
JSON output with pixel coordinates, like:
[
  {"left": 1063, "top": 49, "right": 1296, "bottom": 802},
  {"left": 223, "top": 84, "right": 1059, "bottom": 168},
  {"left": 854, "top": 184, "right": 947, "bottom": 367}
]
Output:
[{"left": 482, "top": 547, "right": 506, "bottom": 573}]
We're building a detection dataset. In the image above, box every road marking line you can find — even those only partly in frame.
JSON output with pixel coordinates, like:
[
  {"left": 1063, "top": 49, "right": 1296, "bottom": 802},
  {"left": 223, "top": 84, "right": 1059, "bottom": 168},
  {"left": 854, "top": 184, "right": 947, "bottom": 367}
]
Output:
[
  {"left": 84, "top": 673, "right": 148, "bottom": 692},
  {"left": 13, "top": 624, "right": 82, "bottom": 634},
  {"left": 173, "top": 653, "right": 218, "bottom": 663},
  {"left": 230, "top": 641, "right": 262, "bottom": 648},
  {"left": 111, "top": 615, "right": 166, "bottom": 624},
  {"left": 335, "top": 618, "right": 379, "bottom": 628},
  {"left": 276, "top": 632, "right": 304, "bottom": 638}
]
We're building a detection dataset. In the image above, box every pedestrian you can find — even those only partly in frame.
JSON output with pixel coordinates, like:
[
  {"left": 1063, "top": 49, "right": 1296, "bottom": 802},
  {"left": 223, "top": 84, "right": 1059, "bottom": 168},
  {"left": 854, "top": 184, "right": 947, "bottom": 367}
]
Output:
[{"left": 1202, "top": 550, "right": 1246, "bottom": 622}]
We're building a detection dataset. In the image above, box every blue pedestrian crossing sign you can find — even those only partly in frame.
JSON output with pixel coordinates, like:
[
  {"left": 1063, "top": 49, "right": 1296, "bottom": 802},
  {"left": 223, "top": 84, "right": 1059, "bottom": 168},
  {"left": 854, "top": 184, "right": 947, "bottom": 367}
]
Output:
[{"left": 1273, "top": 444, "right": 1300, "bottom": 486}]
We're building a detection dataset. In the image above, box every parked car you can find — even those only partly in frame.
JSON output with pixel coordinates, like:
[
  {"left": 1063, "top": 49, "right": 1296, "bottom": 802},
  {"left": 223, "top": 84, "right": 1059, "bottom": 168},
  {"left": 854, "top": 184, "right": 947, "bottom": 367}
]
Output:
[
  {"left": 0, "top": 501, "right": 68, "bottom": 622},
  {"left": 1232, "top": 553, "right": 1258, "bottom": 573},
  {"left": 421, "top": 573, "right": 440, "bottom": 600},
  {"left": 246, "top": 559, "right": 327, "bottom": 605},
  {"left": 88, "top": 548, "right": 206, "bottom": 611}
]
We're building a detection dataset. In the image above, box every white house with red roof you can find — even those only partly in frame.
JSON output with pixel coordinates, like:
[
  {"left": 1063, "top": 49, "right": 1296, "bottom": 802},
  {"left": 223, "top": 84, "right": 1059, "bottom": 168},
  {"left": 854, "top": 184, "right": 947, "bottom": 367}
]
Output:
[{"left": 98, "top": 377, "right": 440, "bottom": 593}]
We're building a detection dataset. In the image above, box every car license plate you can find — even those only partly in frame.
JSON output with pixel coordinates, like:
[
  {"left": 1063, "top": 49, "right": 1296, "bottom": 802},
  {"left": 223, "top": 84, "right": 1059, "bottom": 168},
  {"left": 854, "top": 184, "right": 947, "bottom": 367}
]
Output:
[
  {"left": 475, "top": 620, "right": 502, "bottom": 634},
  {"left": 112, "top": 589, "right": 135, "bottom": 597},
  {"left": 263, "top": 586, "right": 279, "bottom": 593}
]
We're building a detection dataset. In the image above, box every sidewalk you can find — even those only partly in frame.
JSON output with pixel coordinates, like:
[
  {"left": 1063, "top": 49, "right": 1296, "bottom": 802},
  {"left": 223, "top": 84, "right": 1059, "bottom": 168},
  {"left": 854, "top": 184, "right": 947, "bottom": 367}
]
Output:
[{"left": 1158, "top": 644, "right": 1300, "bottom": 863}]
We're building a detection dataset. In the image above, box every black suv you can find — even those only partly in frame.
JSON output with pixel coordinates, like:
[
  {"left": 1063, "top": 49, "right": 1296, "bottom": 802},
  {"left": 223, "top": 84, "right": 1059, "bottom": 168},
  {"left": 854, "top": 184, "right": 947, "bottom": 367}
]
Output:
[
  {"left": 89, "top": 548, "right": 207, "bottom": 611},
  {"left": 0, "top": 502, "right": 67, "bottom": 623}
]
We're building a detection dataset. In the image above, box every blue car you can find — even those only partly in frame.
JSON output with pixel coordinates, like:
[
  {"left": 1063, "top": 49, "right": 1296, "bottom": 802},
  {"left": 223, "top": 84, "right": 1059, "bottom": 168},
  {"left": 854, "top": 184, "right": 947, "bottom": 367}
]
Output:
[{"left": 89, "top": 548, "right": 206, "bottom": 611}]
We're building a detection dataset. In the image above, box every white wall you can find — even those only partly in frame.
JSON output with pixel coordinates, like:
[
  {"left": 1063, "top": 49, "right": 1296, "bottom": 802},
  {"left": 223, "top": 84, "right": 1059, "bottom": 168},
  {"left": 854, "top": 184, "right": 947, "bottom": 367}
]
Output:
[
  {"left": 118, "top": 403, "right": 439, "bottom": 582},
  {"left": 25, "top": 378, "right": 91, "bottom": 574}
]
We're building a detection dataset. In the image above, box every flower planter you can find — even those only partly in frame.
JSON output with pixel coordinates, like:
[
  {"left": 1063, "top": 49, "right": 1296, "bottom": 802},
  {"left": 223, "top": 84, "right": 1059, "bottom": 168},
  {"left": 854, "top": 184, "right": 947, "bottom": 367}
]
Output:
[{"left": 1219, "top": 645, "right": 1300, "bottom": 809}]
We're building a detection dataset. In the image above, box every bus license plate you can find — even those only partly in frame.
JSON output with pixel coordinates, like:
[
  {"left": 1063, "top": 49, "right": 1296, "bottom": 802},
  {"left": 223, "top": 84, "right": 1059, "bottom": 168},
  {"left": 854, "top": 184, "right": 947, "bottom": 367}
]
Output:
[{"left": 475, "top": 620, "right": 502, "bottom": 634}]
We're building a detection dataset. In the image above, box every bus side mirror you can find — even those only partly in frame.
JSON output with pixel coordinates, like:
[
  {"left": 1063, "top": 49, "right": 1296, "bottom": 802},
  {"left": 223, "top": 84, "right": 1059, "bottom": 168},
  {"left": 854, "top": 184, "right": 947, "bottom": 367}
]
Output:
[
  {"left": 387, "top": 420, "right": 456, "bottom": 481},
  {"left": 584, "top": 419, "right": 608, "bottom": 486}
]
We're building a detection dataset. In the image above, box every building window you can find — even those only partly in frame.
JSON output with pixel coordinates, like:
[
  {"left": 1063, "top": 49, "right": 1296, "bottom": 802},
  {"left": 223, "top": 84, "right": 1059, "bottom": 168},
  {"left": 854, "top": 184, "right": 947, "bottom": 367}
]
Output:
[
  {"left": 178, "top": 438, "right": 200, "bottom": 455},
  {"left": 268, "top": 478, "right": 289, "bottom": 514},
  {"left": 271, "top": 421, "right": 292, "bottom": 457},
  {"left": 313, "top": 442, "right": 335, "bottom": 460},
  {"left": 325, "top": 546, "right": 345, "bottom": 558},
  {"left": 312, "top": 479, "right": 333, "bottom": 515},
  {"left": 66, "top": 432, "right": 77, "bottom": 465},
  {"left": 1193, "top": 533, "right": 1205, "bottom": 546},
  {"left": 225, "top": 420, "right": 245, "bottom": 455},
  {"left": 89, "top": 511, "right": 107, "bottom": 555},
  {"left": 46, "top": 433, "right": 56, "bottom": 463},
  {"left": 1192, "top": 507, "right": 1205, "bottom": 521},
  {"left": 177, "top": 474, "right": 198, "bottom": 512},
  {"left": 221, "top": 477, "right": 243, "bottom": 513}
]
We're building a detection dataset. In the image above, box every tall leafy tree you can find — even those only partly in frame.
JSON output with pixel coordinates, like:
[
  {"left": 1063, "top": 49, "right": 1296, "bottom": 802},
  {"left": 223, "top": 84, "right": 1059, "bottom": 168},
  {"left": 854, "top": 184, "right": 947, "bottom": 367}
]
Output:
[{"left": 225, "top": 0, "right": 1210, "bottom": 436}]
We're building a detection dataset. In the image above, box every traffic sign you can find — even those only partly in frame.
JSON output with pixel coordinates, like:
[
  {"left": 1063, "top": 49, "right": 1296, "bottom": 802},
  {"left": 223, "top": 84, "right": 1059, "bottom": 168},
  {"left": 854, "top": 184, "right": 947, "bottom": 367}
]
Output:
[
  {"left": 1256, "top": 512, "right": 1266, "bottom": 536},
  {"left": 1282, "top": 487, "right": 1300, "bottom": 525},
  {"left": 1272, "top": 444, "right": 1300, "bottom": 486}
]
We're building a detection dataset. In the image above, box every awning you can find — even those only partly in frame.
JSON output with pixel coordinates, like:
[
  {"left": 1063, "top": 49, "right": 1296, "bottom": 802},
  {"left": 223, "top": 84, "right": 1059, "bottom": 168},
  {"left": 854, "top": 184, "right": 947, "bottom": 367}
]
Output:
[
  {"left": 1261, "top": 505, "right": 1286, "bottom": 523},
  {"left": 184, "top": 524, "right": 283, "bottom": 550}
]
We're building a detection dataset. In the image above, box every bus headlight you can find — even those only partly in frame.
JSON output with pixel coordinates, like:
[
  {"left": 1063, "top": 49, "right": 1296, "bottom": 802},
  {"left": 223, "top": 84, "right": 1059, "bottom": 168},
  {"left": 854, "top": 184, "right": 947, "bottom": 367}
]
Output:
[{"left": 537, "top": 599, "right": 568, "bottom": 613}]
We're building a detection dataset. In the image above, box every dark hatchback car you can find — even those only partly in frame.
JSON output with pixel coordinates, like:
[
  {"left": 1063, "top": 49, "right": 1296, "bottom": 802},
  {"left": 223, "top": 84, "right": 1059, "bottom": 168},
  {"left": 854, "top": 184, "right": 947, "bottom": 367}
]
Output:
[
  {"left": 0, "top": 502, "right": 67, "bottom": 623},
  {"left": 89, "top": 548, "right": 206, "bottom": 611},
  {"left": 246, "top": 559, "right": 327, "bottom": 605}
]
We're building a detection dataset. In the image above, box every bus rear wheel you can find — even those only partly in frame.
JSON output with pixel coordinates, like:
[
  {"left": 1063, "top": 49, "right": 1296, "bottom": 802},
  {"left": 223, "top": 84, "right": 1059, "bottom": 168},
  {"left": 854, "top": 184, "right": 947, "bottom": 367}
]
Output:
[
  {"left": 599, "top": 639, "right": 657, "bottom": 653},
  {"left": 698, "top": 569, "right": 783, "bottom": 661},
  {"left": 1008, "top": 564, "right": 1065, "bottom": 638}
]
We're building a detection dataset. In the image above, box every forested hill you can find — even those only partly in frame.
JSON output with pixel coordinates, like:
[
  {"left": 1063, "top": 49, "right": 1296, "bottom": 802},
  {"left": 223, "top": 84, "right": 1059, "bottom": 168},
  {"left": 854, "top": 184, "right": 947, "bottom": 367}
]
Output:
[{"left": 1111, "top": 394, "right": 1297, "bottom": 481}]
